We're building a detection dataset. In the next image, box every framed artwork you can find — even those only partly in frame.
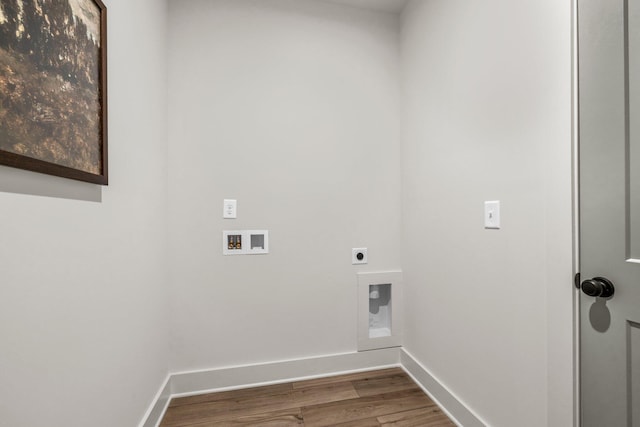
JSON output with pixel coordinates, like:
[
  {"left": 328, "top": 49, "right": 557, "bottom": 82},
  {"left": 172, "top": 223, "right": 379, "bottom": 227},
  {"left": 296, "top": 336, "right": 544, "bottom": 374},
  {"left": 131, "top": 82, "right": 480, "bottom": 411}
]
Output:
[{"left": 0, "top": 0, "right": 107, "bottom": 185}]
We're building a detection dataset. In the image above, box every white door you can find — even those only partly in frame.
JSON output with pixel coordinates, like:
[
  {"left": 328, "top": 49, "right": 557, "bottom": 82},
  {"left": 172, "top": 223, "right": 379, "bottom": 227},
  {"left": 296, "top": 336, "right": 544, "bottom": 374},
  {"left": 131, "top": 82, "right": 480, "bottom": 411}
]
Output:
[{"left": 578, "top": 0, "right": 640, "bottom": 425}]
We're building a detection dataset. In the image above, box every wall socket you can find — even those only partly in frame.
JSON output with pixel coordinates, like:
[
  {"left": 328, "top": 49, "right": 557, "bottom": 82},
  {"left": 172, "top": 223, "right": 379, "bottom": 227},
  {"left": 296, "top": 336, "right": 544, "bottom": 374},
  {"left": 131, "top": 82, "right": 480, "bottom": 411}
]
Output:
[
  {"left": 352, "top": 248, "right": 368, "bottom": 265},
  {"left": 223, "top": 199, "right": 237, "bottom": 219}
]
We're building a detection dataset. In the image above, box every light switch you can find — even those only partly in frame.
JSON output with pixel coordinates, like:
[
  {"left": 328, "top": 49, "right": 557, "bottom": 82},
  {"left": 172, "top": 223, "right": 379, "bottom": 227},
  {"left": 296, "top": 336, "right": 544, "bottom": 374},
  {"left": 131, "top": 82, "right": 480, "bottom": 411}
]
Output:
[
  {"left": 223, "top": 199, "right": 237, "bottom": 219},
  {"left": 484, "top": 201, "right": 500, "bottom": 229}
]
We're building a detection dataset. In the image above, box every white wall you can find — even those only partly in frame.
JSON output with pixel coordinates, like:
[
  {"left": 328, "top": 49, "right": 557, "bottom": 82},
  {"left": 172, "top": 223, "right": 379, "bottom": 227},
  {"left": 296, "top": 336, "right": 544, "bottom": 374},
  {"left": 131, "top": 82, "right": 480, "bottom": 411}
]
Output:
[
  {"left": 0, "top": 1, "right": 577, "bottom": 425},
  {"left": 167, "top": 0, "right": 402, "bottom": 371},
  {"left": 0, "top": 0, "right": 170, "bottom": 425},
  {"left": 400, "top": 1, "right": 574, "bottom": 426}
]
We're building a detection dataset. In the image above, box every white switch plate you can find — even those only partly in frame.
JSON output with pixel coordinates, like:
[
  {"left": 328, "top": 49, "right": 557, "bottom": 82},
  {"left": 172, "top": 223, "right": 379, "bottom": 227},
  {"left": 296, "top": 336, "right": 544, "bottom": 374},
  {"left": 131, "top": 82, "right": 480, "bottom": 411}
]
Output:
[
  {"left": 223, "top": 199, "right": 237, "bottom": 219},
  {"left": 484, "top": 201, "right": 500, "bottom": 229}
]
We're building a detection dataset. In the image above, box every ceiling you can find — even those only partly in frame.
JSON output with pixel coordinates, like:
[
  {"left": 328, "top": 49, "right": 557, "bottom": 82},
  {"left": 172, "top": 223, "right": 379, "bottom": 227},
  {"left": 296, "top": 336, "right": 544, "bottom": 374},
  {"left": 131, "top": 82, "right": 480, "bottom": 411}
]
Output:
[{"left": 317, "top": 0, "right": 409, "bottom": 14}]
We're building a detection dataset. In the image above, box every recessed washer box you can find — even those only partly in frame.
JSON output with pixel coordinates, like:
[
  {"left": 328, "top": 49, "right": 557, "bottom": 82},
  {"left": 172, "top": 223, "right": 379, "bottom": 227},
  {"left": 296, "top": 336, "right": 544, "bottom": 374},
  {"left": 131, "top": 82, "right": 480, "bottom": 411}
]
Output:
[
  {"left": 223, "top": 230, "right": 269, "bottom": 255},
  {"left": 357, "top": 271, "right": 403, "bottom": 352}
]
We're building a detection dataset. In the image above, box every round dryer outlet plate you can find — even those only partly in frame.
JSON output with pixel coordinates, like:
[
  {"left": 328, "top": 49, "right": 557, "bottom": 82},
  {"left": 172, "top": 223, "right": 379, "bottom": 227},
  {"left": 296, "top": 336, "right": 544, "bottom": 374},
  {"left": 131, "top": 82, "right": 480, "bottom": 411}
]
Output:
[{"left": 352, "top": 248, "right": 368, "bottom": 265}]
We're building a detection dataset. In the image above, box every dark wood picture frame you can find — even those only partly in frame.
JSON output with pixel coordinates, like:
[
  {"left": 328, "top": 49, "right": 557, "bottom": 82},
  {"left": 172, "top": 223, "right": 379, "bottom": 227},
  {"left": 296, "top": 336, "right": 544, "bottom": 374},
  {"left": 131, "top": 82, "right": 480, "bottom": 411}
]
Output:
[{"left": 0, "top": 0, "right": 108, "bottom": 185}]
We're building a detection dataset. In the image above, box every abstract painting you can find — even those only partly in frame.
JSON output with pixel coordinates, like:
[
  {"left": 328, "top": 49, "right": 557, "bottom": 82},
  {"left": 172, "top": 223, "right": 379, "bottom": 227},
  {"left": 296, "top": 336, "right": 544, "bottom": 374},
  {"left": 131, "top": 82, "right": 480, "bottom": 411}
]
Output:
[{"left": 0, "top": 0, "right": 107, "bottom": 184}]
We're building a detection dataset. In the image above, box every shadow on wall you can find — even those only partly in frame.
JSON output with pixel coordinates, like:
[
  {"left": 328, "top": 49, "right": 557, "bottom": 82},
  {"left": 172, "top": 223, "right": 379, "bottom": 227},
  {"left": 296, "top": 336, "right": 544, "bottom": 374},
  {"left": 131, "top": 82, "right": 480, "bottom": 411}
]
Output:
[{"left": 0, "top": 165, "right": 102, "bottom": 202}]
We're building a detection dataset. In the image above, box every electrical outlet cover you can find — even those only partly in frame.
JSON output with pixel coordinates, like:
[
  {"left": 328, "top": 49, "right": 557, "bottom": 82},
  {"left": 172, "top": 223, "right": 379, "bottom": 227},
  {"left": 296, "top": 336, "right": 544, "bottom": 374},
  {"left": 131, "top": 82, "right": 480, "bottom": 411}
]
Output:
[
  {"left": 223, "top": 199, "right": 237, "bottom": 219},
  {"left": 352, "top": 248, "right": 368, "bottom": 264}
]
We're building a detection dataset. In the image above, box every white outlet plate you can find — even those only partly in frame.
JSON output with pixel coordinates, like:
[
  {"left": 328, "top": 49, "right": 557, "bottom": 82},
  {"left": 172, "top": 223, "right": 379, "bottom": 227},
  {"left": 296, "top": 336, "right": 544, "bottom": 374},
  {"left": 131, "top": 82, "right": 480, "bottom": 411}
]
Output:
[
  {"left": 352, "top": 248, "right": 368, "bottom": 264},
  {"left": 223, "top": 199, "right": 237, "bottom": 219}
]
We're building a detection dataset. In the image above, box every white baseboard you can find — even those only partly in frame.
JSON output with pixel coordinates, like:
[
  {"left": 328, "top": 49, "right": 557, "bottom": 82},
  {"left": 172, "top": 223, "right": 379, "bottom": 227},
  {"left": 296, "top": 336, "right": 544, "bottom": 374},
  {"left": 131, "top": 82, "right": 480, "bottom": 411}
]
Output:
[
  {"left": 139, "top": 347, "right": 401, "bottom": 427},
  {"left": 140, "top": 347, "right": 486, "bottom": 427},
  {"left": 138, "top": 374, "right": 171, "bottom": 427},
  {"left": 400, "top": 348, "right": 488, "bottom": 427}
]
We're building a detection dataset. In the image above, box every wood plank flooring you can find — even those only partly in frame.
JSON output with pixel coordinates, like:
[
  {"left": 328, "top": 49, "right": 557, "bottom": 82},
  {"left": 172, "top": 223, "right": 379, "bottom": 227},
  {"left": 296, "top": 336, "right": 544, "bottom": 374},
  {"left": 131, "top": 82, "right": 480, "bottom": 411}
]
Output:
[{"left": 159, "top": 368, "right": 456, "bottom": 426}]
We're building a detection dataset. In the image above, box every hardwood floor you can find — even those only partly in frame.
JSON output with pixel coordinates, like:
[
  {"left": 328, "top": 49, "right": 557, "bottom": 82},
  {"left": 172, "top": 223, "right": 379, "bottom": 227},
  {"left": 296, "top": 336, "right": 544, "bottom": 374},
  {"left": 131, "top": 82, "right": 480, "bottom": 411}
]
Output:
[{"left": 159, "top": 368, "right": 456, "bottom": 426}]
